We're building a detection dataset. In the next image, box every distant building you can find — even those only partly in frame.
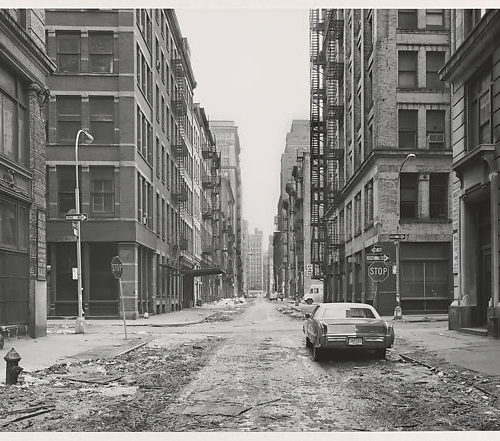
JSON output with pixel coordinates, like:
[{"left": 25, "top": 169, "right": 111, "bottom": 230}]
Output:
[
  {"left": 0, "top": 10, "right": 55, "bottom": 337},
  {"left": 440, "top": 10, "right": 500, "bottom": 335},
  {"left": 310, "top": 9, "right": 453, "bottom": 314},
  {"left": 247, "top": 228, "right": 263, "bottom": 292}
]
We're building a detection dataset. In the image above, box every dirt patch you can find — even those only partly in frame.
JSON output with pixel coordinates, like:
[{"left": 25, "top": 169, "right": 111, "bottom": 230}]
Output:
[{"left": 0, "top": 336, "right": 224, "bottom": 431}]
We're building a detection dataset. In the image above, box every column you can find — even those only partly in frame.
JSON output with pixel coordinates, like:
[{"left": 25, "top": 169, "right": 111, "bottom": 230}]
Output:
[{"left": 418, "top": 173, "right": 430, "bottom": 219}]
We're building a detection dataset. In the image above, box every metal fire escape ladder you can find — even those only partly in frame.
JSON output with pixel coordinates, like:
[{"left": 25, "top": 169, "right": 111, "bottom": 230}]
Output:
[{"left": 310, "top": 9, "right": 327, "bottom": 280}]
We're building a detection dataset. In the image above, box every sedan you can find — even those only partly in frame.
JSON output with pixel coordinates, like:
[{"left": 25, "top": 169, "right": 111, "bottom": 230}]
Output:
[{"left": 303, "top": 302, "right": 395, "bottom": 361}]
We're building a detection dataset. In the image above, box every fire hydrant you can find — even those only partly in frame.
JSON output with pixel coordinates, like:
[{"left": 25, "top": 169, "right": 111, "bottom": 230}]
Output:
[{"left": 4, "top": 348, "right": 23, "bottom": 385}]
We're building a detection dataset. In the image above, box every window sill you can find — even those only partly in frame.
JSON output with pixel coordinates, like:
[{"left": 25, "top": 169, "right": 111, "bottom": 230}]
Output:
[{"left": 397, "top": 87, "right": 449, "bottom": 92}]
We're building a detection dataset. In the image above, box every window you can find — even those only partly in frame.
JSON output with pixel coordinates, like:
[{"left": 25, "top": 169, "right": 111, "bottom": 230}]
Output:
[
  {"left": 426, "top": 110, "right": 446, "bottom": 149},
  {"left": 156, "top": 137, "right": 160, "bottom": 178},
  {"left": 162, "top": 145, "right": 166, "bottom": 183},
  {"left": 56, "top": 96, "right": 81, "bottom": 143},
  {"left": 0, "top": 64, "right": 28, "bottom": 166},
  {"left": 156, "top": 193, "right": 160, "bottom": 235},
  {"left": 429, "top": 173, "right": 448, "bottom": 219},
  {"left": 398, "top": 110, "right": 418, "bottom": 149},
  {"left": 91, "top": 167, "right": 114, "bottom": 215},
  {"left": 426, "top": 9, "right": 444, "bottom": 29},
  {"left": 464, "top": 9, "right": 482, "bottom": 35},
  {"left": 0, "top": 197, "right": 28, "bottom": 251},
  {"left": 364, "top": 180, "right": 374, "bottom": 227},
  {"left": 155, "top": 38, "right": 160, "bottom": 70},
  {"left": 398, "top": 51, "right": 418, "bottom": 88},
  {"left": 354, "top": 192, "right": 361, "bottom": 235},
  {"left": 346, "top": 202, "right": 352, "bottom": 239},
  {"left": 426, "top": 52, "right": 445, "bottom": 89},
  {"left": 162, "top": 198, "right": 165, "bottom": 239},
  {"left": 89, "top": 32, "right": 113, "bottom": 73},
  {"left": 56, "top": 32, "right": 80, "bottom": 73},
  {"left": 400, "top": 173, "right": 418, "bottom": 219},
  {"left": 155, "top": 85, "right": 160, "bottom": 122},
  {"left": 90, "top": 96, "right": 114, "bottom": 144},
  {"left": 467, "top": 63, "right": 492, "bottom": 150},
  {"left": 58, "top": 166, "right": 80, "bottom": 216},
  {"left": 398, "top": 10, "right": 418, "bottom": 29},
  {"left": 161, "top": 96, "right": 165, "bottom": 132},
  {"left": 161, "top": 51, "right": 165, "bottom": 83}
]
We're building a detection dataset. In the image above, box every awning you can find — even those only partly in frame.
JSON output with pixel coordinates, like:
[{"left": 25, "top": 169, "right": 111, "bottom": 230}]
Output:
[{"left": 184, "top": 267, "right": 226, "bottom": 277}]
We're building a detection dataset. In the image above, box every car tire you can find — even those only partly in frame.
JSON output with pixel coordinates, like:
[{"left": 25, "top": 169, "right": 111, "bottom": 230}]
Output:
[
  {"left": 305, "top": 336, "right": 312, "bottom": 348},
  {"left": 376, "top": 348, "right": 387, "bottom": 359},
  {"left": 313, "top": 345, "right": 324, "bottom": 362}
]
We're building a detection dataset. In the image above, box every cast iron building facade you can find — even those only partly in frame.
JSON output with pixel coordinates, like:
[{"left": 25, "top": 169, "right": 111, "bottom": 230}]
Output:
[
  {"left": 440, "top": 10, "right": 500, "bottom": 336},
  {"left": 310, "top": 9, "right": 454, "bottom": 314},
  {"left": 0, "top": 10, "right": 55, "bottom": 336},
  {"left": 45, "top": 9, "right": 221, "bottom": 318}
]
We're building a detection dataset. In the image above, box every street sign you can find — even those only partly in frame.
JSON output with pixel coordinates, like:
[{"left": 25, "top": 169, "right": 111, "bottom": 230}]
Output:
[
  {"left": 371, "top": 245, "right": 382, "bottom": 254},
  {"left": 389, "top": 233, "right": 406, "bottom": 240},
  {"left": 366, "top": 254, "right": 390, "bottom": 262},
  {"left": 111, "top": 256, "right": 124, "bottom": 279},
  {"left": 65, "top": 213, "right": 88, "bottom": 222},
  {"left": 368, "top": 262, "right": 390, "bottom": 282}
]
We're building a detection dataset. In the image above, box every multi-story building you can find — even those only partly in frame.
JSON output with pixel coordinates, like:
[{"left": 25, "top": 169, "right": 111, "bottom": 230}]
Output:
[
  {"left": 440, "top": 10, "right": 500, "bottom": 336},
  {"left": 274, "top": 120, "right": 309, "bottom": 299},
  {"left": 247, "top": 228, "right": 263, "bottom": 294},
  {"left": 45, "top": 9, "right": 220, "bottom": 318},
  {"left": 210, "top": 120, "right": 243, "bottom": 296},
  {"left": 310, "top": 9, "right": 453, "bottom": 315},
  {"left": 266, "top": 234, "right": 274, "bottom": 295},
  {"left": 0, "top": 10, "right": 55, "bottom": 337},
  {"left": 241, "top": 219, "right": 249, "bottom": 296}
]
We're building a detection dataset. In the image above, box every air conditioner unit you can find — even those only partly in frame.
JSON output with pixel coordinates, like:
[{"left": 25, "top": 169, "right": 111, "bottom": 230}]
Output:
[{"left": 427, "top": 133, "right": 445, "bottom": 148}]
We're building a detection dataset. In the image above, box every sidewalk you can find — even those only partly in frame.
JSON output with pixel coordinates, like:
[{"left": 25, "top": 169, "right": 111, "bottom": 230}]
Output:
[{"left": 0, "top": 305, "right": 218, "bottom": 383}]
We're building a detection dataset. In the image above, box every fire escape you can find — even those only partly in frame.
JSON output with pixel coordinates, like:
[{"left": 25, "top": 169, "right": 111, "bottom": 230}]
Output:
[
  {"left": 171, "top": 54, "right": 191, "bottom": 253},
  {"left": 310, "top": 9, "right": 344, "bottom": 279}
]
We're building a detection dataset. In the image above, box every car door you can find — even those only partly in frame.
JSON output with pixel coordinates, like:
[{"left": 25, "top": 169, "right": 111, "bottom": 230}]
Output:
[{"left": 306, "top": 305, "right": 321, "bottom": 342}]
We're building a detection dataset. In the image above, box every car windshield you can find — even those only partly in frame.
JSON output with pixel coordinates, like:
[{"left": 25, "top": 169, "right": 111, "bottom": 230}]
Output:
[{"left": 317, "top": 306, "right": 377, "bottom": 319}]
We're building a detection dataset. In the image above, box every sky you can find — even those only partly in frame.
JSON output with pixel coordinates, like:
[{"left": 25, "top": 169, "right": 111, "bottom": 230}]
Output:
[{"left": 175, "top": 9, "right": 310, "bottom": 240}]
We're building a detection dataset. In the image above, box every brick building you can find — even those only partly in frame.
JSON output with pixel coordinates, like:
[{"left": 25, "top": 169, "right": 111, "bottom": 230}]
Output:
[
  {"left": 440, "top": 10, "right": 500, "bottom": 335},
  {"left": 0, "top": 10, "right": 55, "bottom": 337},
  {"left": 310, "top": 9, "right": 453, "bottom": 315},
  {"left": 45, "top": 9, "right": 221, "bottom": 319}
]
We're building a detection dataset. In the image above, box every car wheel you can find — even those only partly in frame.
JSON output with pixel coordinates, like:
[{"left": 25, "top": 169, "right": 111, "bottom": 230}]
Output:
[
  {"left": 305, "top": 336, "right": 312, "bottom": 348},
  {"left": 313, "top": 345, "right": 324, "bottom": 362},
  {"left": 376, "top": 348, "right": 387, "bottom": 359}
]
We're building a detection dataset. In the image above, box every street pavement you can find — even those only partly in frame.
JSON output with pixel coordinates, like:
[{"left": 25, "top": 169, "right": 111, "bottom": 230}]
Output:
[{"left": 2, "top": 299, "right": 500, "bottom": 383}]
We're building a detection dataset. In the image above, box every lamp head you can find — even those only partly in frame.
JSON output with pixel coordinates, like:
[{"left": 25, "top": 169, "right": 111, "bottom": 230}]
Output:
[
  {"left": 407, "top": 153, "right": 416, "bottom": 159},
  {"left": 82, "top": 131, "right": 94, "bottom": 144}
]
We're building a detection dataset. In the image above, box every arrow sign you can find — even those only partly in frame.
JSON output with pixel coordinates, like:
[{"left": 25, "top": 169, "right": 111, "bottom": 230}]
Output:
[
  {"left": 366, "top": 254, "right": 390, "bottom": 262},
  {"left": 371, "top": 245, "right": 382, "bottom": 254},
  {"left": 65, "top": 213, "right": 88, "bottom": 222},
  {"left": 389, "top": 233, "right": 406, "bottom": 240}
]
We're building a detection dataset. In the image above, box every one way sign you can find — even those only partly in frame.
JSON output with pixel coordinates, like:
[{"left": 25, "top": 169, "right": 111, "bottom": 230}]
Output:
[{"left": 366, "top": 254, "right": 390, "bottom": 262}]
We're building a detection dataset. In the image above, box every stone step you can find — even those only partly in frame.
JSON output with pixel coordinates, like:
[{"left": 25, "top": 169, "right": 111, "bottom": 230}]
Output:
[{"left": 458, "top": 327, "right": 488, "bottom": 336}]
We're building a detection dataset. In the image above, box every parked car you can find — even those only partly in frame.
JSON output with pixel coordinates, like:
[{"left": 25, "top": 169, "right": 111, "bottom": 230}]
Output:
[{"left": 303, "top": 302, "right": 394, "bottom": 361}]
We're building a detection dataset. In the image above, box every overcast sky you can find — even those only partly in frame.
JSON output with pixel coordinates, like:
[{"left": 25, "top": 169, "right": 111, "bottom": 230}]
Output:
[{"left": 175, "top": 9, "right": 310, "bottom": 240}]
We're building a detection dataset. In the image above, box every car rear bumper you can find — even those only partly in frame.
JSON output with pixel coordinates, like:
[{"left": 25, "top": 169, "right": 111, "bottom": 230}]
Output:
[{"left": 320, "top": 335, "right": 392, "bottom": 349}]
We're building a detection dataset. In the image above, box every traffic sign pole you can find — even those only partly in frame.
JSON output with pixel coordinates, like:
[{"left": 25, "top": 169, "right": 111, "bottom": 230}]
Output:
[
  {"left": 111, "top": 256, "right": 127, "bottom": 340},
  {"left": 119, "top": 278, "right": 127, "bottom": 340}
]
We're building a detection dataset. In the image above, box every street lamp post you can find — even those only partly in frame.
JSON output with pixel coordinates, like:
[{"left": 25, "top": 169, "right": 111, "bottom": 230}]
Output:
[
  {"left": 74, "top": 129, "right": 93, "bottom": 334},
  {"left": 394, "top": 153, "right": 416, "bottom": 320}
]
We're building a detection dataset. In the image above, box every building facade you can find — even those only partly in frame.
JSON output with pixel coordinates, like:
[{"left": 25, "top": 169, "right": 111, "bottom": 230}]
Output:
[
  {"left": 247, "top": 228, "right": 263, "bottom": 293},
  {"left": 273, "top": 120, "right": 309, "bottom": 300},
  {"left": 0, "top": 9, "right": 55, "bottom": 336},
  {"left": 45, "top": 9, "right": 221, "bottom": 318},
  {"left": 210, "top": 120, "right": 243, "bottom": 297},
  {"left": 440, "top": 10, "right": 500, "bottom": 335},
  {"left": 310, "top": 9, "right": 454, "bottom": 315}
]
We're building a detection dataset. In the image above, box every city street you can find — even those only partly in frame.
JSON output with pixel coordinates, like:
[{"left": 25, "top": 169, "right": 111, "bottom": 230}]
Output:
[{"left": 2, "top": 297, "right": 500, "bottom": 432}]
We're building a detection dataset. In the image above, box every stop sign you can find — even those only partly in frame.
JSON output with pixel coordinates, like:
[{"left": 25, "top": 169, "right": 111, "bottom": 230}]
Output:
[
  {"left": 111, "top": 256, "right": 123, "bottom": 279},
  {"left": 368, "top": 261, "right": 390, "bottom": 282}
]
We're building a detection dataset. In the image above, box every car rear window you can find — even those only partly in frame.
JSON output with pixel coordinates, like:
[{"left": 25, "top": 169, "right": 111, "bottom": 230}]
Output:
[{"left": 319, "top": 307, "right": 376, "bottom": 319}]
